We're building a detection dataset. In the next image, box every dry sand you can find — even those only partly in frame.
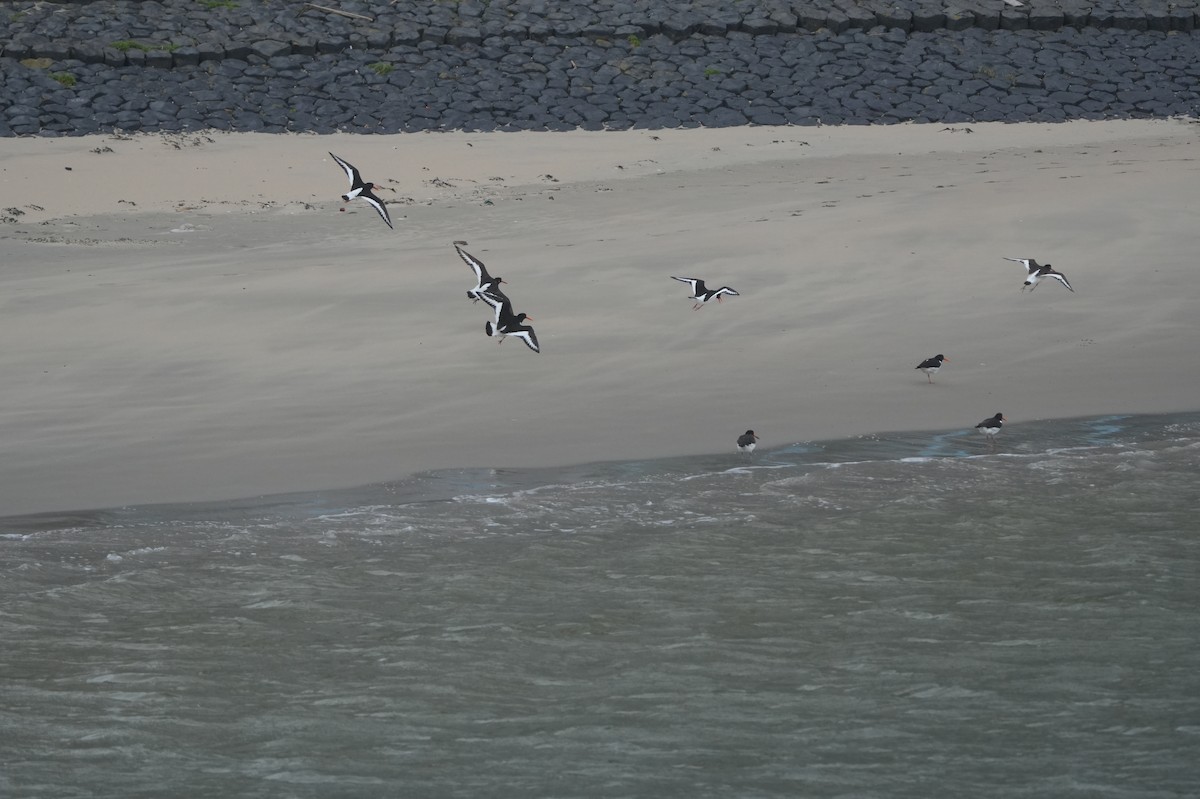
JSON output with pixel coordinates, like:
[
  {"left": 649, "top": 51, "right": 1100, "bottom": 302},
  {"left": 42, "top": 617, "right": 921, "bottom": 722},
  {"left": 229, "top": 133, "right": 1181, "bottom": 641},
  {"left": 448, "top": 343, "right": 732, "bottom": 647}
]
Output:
[{"left": 1, "top": 120, "right": 1197, "bottom": 516}]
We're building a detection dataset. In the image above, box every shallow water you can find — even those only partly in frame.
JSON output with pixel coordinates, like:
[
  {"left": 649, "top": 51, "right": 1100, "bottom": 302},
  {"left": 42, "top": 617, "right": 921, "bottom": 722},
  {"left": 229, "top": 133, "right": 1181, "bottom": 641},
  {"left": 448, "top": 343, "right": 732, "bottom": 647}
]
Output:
[{"left": 2, "top": 413, "right": 1198, "bottom": 798}]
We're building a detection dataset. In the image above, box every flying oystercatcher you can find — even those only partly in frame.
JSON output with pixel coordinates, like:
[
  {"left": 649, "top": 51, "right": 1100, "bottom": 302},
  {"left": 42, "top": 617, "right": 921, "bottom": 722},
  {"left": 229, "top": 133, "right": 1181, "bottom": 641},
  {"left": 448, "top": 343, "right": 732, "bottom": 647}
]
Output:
[
  {"left": 454, "top": 243, "right": 506, "bottom": 304},
  {"left": 480, "top": 292, "right": 540, "bottom": 353},
  {"left": 670, "top": 276, "right": 740, "bottom": 310},
  {"left": 1004, "top": 257, "right": 1073, "bottom": 292},
  {"left": 329, "top": 152, "right": 393, "bottom": 230}
]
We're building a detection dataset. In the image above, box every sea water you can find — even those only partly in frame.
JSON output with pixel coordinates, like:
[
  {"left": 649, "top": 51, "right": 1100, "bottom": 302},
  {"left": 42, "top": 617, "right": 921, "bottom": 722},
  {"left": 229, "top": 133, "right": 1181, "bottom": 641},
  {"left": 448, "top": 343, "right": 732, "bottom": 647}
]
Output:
[{"left": 2, "top": 413, "right": 1198, "bottom": 798}]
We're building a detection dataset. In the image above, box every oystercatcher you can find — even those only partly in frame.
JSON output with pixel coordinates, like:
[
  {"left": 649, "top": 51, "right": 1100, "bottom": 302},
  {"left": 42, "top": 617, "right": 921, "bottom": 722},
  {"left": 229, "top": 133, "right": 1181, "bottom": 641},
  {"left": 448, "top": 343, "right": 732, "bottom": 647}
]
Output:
[
  {"left": 915, "top": 353, "right": 948, "bottom": 383},
  {"left": 1004, "top": 257, "right": 1073, "bottom": 292},
  {"left": 670, "top": 276, "right": 740, "bottom": 310},
  {"left": 737, "top": 430, "right": 759, "bottom": 455},
  {"left": 329, "top": 152, "right": 393, "bottom": 230},
  {"left": 480, "top": 293, "right": 540, "bottom": 353},
  {"left": 454, "top": 243, "right": 506, "bottom": 304},
  {"left": 975, "top": 412, "right": 1006, "bottom": 451}
]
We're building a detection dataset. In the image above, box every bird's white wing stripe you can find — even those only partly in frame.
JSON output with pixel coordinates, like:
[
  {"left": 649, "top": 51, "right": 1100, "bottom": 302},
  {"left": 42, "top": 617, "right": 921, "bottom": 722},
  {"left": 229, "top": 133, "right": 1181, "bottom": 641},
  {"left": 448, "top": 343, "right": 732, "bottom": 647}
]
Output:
[
  {"left": 511, "top": 330, "right": 540, "bottom": 352},
  {"left": 329, "top": 152, "right": 357, "bottom": 185},
  {"left": 361, "top": 195, "right": 393, "bottom": 229},
  {"left": 456, "top": 247, "right": 486, "bottom": 281}
]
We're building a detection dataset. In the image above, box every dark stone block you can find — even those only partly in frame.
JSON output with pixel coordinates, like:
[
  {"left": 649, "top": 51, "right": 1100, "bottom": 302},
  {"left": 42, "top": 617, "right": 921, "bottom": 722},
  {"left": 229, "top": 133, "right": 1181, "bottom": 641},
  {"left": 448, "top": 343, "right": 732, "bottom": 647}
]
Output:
[
  {"left": 251, "top": 40, "right": 292, "bottom": 59},
  {"left": 224, "top": 43, "right": 253, "bottom": 60},
  {"left": 581, "top": 24, "right": 615, "bottom": 37},
  {"left": 1111, "top": 12, "right": 1147, "bottom": 31},
  {"left": 392, "top": 27, "right": 421, "bottom": 46},
  {"left": 146, "top": 50, "right": 174, "bottom": 68},
  {"left": 364, "top": 32, "right": 392, "bottom": 49},
  {"left": 70, "top": 43, "right": 106, "bottom": 64},
  {"left": 148, "top": 99, "right": 179, "bottom": 115},
  {"left": 196, "top": 42, "right": 224, "bottom": 61},
  {"left": 661, "top": 17, "right": 698, "bottom": 38},
  {"left": 912, "top": 11, "right": 945, "bottom": 32},
  {"left": 9, "top": 116, "right": 42, "bottom": 134},
  {"left": 1168, "top": 10, "right": 1194, "bottom": 31},
  {"left": 36, "top": 43, "right": 71, "bottom": 62},
  {"left": 797, "top": 8, "right": 827, "bottom": 31},
  {"left": 172, "top": 46, "right": 200, "bottom": 67},
  {"left": 1048, "top": 90, "right": 1087, "bottom": 105},
  {"left": 231, "top": 114, "right": 266, "bottom": 131},
  {"left": 770, "top": 12, "right": 798, "bottom": 33},
  {"left": 825, "top": 10, "right": 851, "bottom": 34},
  {"left": 5, "top": 103, "right": 40, "bottom": 119},
  {"left": 1117, "top": 88, "right": 1155, "bottom": 104},
  {"left": 315, "top": 38, "right": 347, "bottom": 54},
  {"left": 877, "top": 9, "right": 911, "bottom": 31},
  {"left": 747, "top": 107, "right": 787, "bottom": 125},
  {"left": 740, "top": 18, "right": 778, "bottom": 35},
  {"left": 696, "top": 107, "right": 749, "bottom": 127},
  {"left": 446, "top": 27, "right": 482, "bottom": 45},
  {"left": 1062, "top": 10, "right": 1090, "bottom": 29},
  {"left": 1145, "top": 10, "right": 1171, "bottom": 31},
  {"left": 944, "top": 11, "right": 974, "bottom": 31},
  {"left": 1040, "top": 74, "right": 1070, "bottom": 94},
  {"left": 972, "top": 8, "right": 1001, "bottom": 30},
  {"left": 1000, "top": 11, "right": 1029, "bottom": 31},
  {"left": 1028, "top": 10, "right": 1064, "bottom": 31}
]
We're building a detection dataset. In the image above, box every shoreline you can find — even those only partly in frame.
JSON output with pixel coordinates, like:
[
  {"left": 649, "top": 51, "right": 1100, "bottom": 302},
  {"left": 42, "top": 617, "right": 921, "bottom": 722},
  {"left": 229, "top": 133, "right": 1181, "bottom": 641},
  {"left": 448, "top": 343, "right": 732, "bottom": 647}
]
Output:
[
  {"left": 3, "top": 408, "right": 1197, "bottom": 528},
  {"left": 2, "top": 120, "right": 1198, "bottom": 517}
]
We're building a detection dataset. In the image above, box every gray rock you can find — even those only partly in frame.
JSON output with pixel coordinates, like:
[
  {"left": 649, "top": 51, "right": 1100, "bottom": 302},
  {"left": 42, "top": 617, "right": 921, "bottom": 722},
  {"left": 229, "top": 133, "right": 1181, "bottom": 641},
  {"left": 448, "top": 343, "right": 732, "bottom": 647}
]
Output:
[{"left": 251, "top": 40, "right": 292, "bottom": 59}]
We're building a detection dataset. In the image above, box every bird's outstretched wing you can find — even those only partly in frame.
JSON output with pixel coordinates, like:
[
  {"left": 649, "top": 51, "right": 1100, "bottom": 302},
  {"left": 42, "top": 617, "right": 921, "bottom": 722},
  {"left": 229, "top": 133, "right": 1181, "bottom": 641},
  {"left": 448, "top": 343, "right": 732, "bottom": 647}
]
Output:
[
  {"left": 358, "top": 191, "right": 393, "bottom": 229},
  {"left": 509, "top": 328, "right": 540, "bottom": 353},
  {"left": 1045, "top": 271, "right": 1074, "bottom": 292},
  {"left": 329, "top": 152, "right": 360, "bottom": 187},
  {"left": 455, "top": 245, "right": 488, "bottom": 282}
]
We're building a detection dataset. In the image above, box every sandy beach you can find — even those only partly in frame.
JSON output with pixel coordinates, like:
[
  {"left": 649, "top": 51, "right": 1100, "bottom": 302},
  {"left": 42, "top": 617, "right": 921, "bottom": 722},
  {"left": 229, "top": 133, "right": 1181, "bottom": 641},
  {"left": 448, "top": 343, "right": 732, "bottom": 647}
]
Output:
[{"left": 1, "top": 119, "right": 1197, "bottom": 516}]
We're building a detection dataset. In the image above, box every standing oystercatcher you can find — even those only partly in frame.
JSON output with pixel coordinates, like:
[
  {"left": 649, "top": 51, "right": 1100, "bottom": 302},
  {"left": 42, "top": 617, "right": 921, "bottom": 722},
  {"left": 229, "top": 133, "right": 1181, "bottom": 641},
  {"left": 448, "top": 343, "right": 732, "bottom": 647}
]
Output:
[
  {"left": 915, "top": 353, "right": 949, "bottom": 383},
  {"left": 1004, "top": 257, "right": 1074, "bottom": 292},
  {"left": 975, "top": 413, "right": 1006, "bottom": 451},
  {"left": 670, "top": 276, "right": 740, "bottom": 310},
  {"left": 329, "top": 152, "right": 393, "bottom": 230},
  {"left": 737, "top": 430, "right": 759, "bottom": 455}
]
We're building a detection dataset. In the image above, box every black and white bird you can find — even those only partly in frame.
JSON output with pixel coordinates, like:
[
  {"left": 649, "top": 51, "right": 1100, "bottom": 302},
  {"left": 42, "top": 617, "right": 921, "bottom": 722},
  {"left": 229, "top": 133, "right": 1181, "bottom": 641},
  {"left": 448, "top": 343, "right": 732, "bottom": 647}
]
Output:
[
  {"left": 454, "top": 243, "right": 506, "bottom": 304},
  {"left": 1004, "top": 257, "right": 1073, "bottom": 292},
  {"left": 670, "top": 276, "right": 740, "bottom": 310},
  {"left": 329, "top": 152, "right": 393, "bottom": 230},
  {"left": 480, "top": 293, "right": 540, "bottom": 353},
  {"left": 737, "top": 430, "right": 759, "bottom": 455},
  {"left": 974, "top": 412, "right": 1006, "bottom": 451},
  {"left": 915, "top": 353, "right": 949, "bottom": 383}
]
